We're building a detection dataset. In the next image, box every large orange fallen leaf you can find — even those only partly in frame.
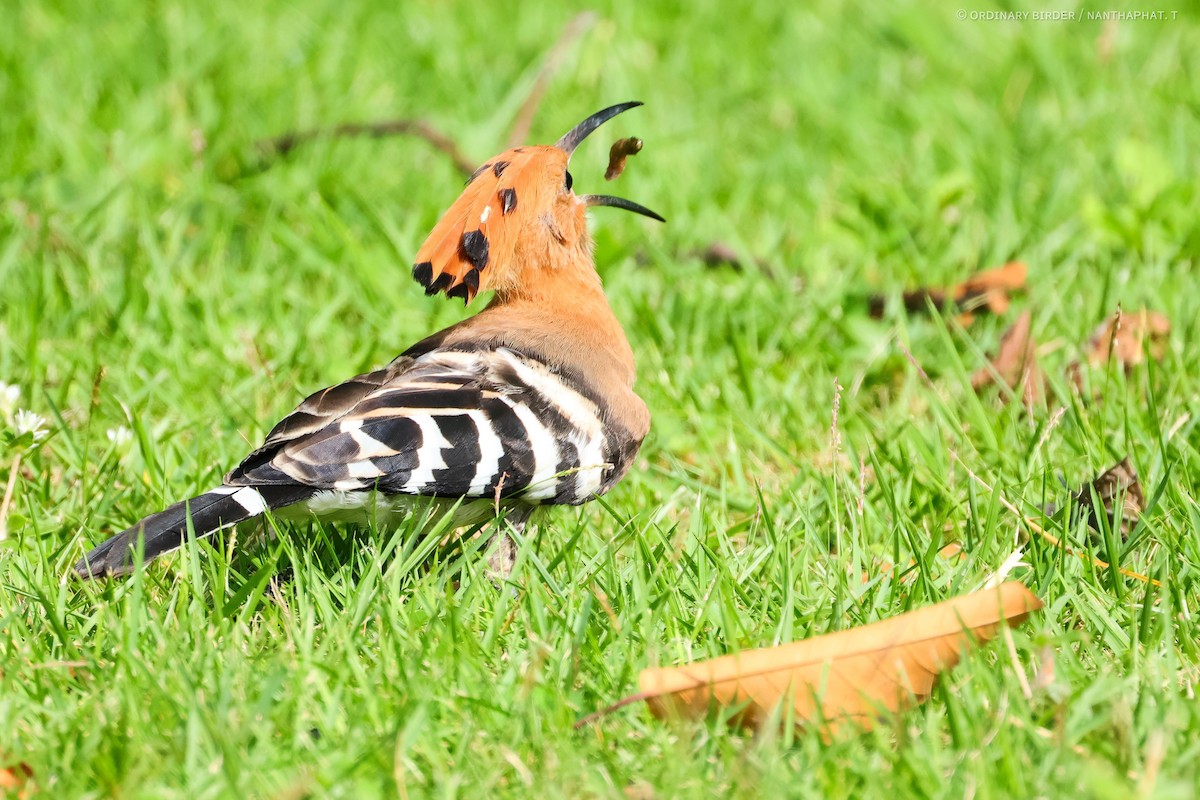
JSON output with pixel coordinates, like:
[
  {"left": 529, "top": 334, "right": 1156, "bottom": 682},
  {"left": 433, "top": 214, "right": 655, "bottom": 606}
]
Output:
[{"left": 582, "top": 582, "right": 1042, "bottom": 733}]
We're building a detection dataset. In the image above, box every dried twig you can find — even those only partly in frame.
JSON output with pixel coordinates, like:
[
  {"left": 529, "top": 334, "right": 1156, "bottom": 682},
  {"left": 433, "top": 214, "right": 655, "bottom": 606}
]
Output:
[
  {"left": 0, "top": 452, "right": 21, "bottom": 540},
  {"left": 253, "top": 12, "right": 597, "bottom": 178},
  {"left": 257, "top": 119, "right": 476, "bottom": 175},
  {"left": 869, "top": 262, "right": 1028, "bottom": 323}
]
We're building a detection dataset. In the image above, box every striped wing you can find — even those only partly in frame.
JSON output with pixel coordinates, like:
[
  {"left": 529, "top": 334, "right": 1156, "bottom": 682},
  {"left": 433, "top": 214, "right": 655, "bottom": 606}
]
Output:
[
  {"left": 232, "top": 359, "right": 416, "bottom": 468},
  {"left": 226, "top": 348, "right": 616, "bottom": 505}
]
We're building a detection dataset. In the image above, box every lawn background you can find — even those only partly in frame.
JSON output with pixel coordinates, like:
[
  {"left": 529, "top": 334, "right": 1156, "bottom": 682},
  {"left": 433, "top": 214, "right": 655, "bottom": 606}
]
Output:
[{"left": 2, "top": 0, "right": 1200, "bottom": 797}]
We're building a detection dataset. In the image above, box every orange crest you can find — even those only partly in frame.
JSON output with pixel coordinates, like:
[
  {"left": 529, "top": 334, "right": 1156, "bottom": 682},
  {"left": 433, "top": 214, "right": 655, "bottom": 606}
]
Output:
[
  {"left": 412, "top": 146, "right": 566, "bottom": 304},
  {"left": 412, "top": 102, "right": 664, "bottom": 304}
]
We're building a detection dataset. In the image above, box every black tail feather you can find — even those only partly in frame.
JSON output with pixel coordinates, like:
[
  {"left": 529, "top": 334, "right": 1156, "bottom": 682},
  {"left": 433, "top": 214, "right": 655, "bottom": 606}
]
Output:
[{"left": 75, "top": 484, "right": 314, "bottom": 579}]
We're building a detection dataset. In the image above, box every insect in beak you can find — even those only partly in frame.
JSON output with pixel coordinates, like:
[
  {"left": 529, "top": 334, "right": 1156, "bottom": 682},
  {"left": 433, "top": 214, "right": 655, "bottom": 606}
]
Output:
[{"left": 556, "top": 102, "right": 666, "bottom": 224}]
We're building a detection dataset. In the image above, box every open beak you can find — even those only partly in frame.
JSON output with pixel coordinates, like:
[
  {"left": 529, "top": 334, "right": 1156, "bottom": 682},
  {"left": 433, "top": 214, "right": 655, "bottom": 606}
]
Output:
[{"left": 556, "top": 102, "right": 665, "bottom": 224}]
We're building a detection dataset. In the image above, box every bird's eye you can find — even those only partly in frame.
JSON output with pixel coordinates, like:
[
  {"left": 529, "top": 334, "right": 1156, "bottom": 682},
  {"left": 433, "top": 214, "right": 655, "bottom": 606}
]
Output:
[{"left": 564, "top": 170, "right": 574, "bottom": 192}]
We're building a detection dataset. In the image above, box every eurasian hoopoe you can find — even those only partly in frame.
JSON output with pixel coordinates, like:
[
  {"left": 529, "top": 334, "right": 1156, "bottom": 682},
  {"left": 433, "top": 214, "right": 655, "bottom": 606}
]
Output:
[{"left": 75, "top": 102, "right": 661, "bottom": 579}]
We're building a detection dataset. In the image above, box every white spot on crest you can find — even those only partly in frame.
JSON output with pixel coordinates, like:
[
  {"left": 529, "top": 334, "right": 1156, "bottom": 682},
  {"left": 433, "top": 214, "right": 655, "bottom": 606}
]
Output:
[{"left": 480, "top": 205, "right": 492, "bottom": 224}]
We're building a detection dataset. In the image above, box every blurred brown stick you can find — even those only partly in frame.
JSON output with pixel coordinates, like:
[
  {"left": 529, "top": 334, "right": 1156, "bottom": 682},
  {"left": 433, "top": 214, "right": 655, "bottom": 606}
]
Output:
[
  {"left": 257, "top": 118, "right": 476, "bottom": 174},
  {"left": 506, "top": 12, "right": 597, "bottom": 147}
]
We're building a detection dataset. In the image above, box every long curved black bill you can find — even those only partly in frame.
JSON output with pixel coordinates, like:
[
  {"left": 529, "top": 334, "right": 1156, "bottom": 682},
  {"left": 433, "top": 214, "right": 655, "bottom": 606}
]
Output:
[
  {"left": 581, "top": 194, "right": 665, "bottom": 223},
  {"left": 556, "top": 101, "right": 643, "bottom": 157}
]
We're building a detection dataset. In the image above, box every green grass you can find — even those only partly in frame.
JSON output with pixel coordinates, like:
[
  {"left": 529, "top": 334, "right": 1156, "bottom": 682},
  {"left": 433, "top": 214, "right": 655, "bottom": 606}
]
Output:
[{"left": 3, "top": 0, "right": 1200, "bottom": 796}]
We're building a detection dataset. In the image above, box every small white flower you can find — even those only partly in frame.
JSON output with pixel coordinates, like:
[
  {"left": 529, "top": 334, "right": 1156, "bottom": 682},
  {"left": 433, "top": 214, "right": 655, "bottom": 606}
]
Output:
[
  {"left": 106, "top": 426, "right": 133, "bottom": 454},
  {"left": 0, "top": 382, "right": 18, "bottom": 423},
  {"left": 13, "top": 409, "right": 48, "bottom": 442}
]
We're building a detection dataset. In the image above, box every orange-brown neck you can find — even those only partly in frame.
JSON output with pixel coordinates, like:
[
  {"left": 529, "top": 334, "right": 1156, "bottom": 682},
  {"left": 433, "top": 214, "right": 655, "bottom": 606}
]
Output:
[
  {"left": 492, "top": 235, "right": 599, "bottom": 301},
  {"left": 422, "top": 250, "right": 633, "bottom": 387},
  {"left": 484, "top": 248, "right": 634, "bottom": 384},
  {"left": 410, "top": 238, "right": 646, "bottom": 435}
]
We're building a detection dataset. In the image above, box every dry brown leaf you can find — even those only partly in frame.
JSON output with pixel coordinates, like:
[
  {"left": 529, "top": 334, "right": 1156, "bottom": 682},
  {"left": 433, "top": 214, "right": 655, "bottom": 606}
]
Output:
[
  {"left": 1068, "top": 309, "right": 1170, "bottom": 395},
  {"left": 632, "top": 582, "right": 1041, "bottom": 733},
  {"left": 605, "top": 136, "right": 643, "bottom": 181},
  {"left": 971, "top": 309, "right": 1045, "bottom": 408},
  {"left": 1084, "top": 309, "right": 1170, "bottom": 368},
  {"left": 697, "top": 241, "right": 741, "bottom": 268},
  {"left": 0, "top": 759, "right": 33, "bottom": 798},
  {"left": 952, "top": 451, "right": 1160, "bottom": 586},
  {"left": 687, "top": 242, "right": 778, "bottom": 279},
  {"left": 869, "top": 262, "right": 1028, "bottom": 324},
  {"left": 938, "top": 541, "right": 964, "bottom": 560},
  {"left": 1073, "top": 458, "right": 1145, "bottom": 540},
  {"left": 955, "top": 261, "right": 1028, "bottom": 307}
]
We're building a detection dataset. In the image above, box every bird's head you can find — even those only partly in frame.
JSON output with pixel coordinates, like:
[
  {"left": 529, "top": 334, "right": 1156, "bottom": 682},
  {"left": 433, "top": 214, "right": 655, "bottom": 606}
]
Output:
[{"left": 412, "top": 102, "right": 663, "bottom": 304}]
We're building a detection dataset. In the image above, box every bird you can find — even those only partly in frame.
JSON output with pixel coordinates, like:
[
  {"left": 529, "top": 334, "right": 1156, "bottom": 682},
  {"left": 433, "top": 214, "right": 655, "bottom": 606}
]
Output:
[{"left": 75, "top": 102, "right": 662, "bottom": 579}]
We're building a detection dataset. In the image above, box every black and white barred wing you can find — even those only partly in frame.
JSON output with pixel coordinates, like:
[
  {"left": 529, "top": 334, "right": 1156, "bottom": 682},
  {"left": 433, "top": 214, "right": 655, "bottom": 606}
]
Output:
[
  {"left": 227, "top": 357, "right": 415, "bottom": 479},
  {"left": 75, "top": 347, "right": 618, "bottom": 577},
  {"left": 227, "top": 348, "right": 614, "bottom": 505}
]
